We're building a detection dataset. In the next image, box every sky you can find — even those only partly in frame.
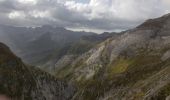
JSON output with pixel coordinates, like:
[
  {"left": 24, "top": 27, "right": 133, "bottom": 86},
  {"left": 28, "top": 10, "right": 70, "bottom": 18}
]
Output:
[{"left": 0, "top": 0, "right": 170, "bottom": 33}]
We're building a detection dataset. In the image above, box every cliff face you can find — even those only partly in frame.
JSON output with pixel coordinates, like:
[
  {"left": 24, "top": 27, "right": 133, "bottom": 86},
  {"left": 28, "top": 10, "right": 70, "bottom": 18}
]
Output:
[
  {"left": 55, "top": 14, "right": 170, "bottom": 100},
  {"left": 0, "top": 43, "right": 75, "bottom": 100}
]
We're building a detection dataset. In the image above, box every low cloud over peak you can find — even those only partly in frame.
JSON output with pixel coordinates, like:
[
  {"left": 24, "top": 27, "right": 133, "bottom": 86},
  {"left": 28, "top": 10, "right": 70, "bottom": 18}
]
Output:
[{"left": 0, "top": 0, "right": 170, "bottom": 33}]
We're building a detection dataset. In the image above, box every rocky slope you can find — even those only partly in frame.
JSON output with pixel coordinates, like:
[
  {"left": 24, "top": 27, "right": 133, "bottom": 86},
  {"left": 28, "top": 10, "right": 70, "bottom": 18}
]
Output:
[
  {"left": 40, "top": 32, "right": 117, "bottom": 73},
  {"left": 55, "top": 14, "right": 170, "bottom": 100},
  {"left": 0, "top": 43, "right": 75, "bottom": 100}
]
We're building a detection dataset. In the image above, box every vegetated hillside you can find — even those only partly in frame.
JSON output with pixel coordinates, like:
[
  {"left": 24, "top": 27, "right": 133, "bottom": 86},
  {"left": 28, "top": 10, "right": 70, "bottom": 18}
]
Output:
[
  {"left": 0, "top": 25, "right": 94, "bottom": 65},
  {"left": 0, "top": 42, "right": 75, "bottom": 100},
  {"left": 55, "top": 14, "right": 170, "bottom": 100}
]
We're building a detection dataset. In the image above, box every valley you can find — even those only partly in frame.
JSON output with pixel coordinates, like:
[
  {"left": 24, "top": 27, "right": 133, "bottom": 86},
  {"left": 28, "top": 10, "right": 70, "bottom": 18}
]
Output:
[{"left": 1, "top": 13, "right": 170, "bottom": 100}]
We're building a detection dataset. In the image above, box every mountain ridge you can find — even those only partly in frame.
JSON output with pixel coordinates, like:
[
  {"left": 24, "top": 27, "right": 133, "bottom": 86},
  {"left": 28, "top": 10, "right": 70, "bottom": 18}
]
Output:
[{"left": 54, "top": 13, "right": 170, "bottom": 100}]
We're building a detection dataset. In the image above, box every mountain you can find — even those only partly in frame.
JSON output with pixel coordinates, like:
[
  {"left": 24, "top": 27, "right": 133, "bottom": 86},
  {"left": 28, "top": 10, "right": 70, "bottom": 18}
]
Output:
[
  {"left": 1, "top": 13, "right": 170, "bottom": 100},
  {"left": 55, "top": 14, "right": 170, "bottom": 99},
  {"left": 0, "top": 25, "right": 95, "bottom": 66},
  {"left": 67, "top": 32, "right": 118, "bottom": 55},
  {"left": 0, "top": 42, "right": 75, "bottom": 100},
  {"left": 40, "top": 32, "right": 118, "bottom": 73}
]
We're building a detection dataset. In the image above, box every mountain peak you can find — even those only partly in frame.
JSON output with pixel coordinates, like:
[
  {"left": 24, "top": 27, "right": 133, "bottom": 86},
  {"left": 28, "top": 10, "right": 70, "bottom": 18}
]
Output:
[
  {"left": 136, "top": 13, "right": 170, "bottom": 36},
  {"left": 137, "top": 13, "right": 170, "bottom": 30},
  {"left": 162, "top": 13, "right": 170, "bottom": 17}
]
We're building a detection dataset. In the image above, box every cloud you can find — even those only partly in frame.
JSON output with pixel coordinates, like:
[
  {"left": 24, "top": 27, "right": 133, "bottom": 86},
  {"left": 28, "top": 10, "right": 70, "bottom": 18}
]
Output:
[
  {"left": 0, "top": 0, "right": 170, "bottom": 33},
  {"left": 17, "top": 0, "right": 37, "bottom": 5},
  {"left": 8, "top": 11, "right": 26, "bottom": 19}
]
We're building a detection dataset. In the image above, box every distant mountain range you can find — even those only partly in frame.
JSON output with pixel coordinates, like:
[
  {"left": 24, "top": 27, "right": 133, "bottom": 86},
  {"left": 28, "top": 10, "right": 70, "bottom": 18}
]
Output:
[
  {"left": 0, "top": 25, "right": 94, "bottom": 64},
  {"left": 1, "top": 14, "right": 170, "bottom": 100},
  {"left": 0, "top": 25, "right": 115, "bottom": 72}
]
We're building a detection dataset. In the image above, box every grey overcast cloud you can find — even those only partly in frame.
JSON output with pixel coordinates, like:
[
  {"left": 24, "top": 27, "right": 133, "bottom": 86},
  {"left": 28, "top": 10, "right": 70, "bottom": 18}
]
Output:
[{"left": 0, "top": 0, "right": 170, "bottom": 33}]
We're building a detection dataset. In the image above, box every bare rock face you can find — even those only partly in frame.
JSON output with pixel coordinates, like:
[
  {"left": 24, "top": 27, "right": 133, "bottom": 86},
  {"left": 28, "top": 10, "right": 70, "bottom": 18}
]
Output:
[
  {"left": 162, "top": 50, "right": 170, "bottom": 61},
  {"left": 0, "top": 43, "right": 75, "bottom": 100},
  {"left": 55, "top": 14, "right": 170, "bottom": 100}
]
